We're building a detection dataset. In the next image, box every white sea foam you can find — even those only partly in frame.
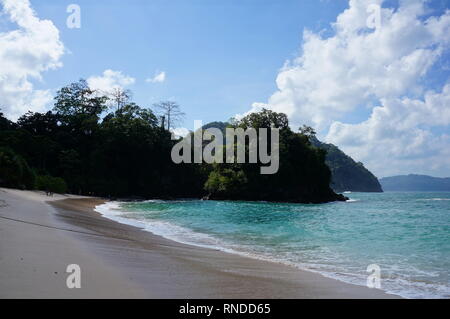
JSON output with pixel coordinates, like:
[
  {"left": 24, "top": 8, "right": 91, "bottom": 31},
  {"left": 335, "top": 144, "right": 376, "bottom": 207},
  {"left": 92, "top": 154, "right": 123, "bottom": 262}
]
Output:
[
  {"left": 95, "top": 202, "right": 236, "bottom": 253},
  {"left": 95, "top": 201, "right": 148, "bottom": 229}
]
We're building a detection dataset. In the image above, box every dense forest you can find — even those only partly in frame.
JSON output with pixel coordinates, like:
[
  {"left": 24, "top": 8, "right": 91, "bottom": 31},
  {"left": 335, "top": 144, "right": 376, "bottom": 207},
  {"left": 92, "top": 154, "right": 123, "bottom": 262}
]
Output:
[
  {"left": 310, "top": 137, "right": 383, "bottom": 192},
  {"left": 0, "top": 79, "right": 346, "bottom": 203},
  {"left": 200, "top": 122, "right": 383, "bottom": 193}
]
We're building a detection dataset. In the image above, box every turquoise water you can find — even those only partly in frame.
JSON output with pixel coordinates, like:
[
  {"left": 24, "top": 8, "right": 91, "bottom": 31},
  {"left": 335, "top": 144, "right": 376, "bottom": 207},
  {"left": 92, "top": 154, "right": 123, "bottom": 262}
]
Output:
[{"left": 96, "top": 192, "right": 450, "bottom": 298}]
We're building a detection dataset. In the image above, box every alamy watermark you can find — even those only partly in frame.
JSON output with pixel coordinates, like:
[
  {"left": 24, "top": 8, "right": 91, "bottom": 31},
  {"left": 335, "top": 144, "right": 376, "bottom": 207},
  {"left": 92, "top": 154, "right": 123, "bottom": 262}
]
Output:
[
  {"left": 66, "top": 4, "right": 81, "bottom": 29},
  {"left": 366, "top": 3, "right": 381, "bottom": 30},
  {"left": 171, "top": 121, "right": 280, "bottom": 174},
  {"left": 66, "top": 264, "right": 81, "bottom": 289}
]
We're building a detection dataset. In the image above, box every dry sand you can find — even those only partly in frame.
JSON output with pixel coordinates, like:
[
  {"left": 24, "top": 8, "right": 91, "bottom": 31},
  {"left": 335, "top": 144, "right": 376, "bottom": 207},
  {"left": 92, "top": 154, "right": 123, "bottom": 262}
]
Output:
[{"left": 0, "top": 188, "right": 400, "bottom": 298}]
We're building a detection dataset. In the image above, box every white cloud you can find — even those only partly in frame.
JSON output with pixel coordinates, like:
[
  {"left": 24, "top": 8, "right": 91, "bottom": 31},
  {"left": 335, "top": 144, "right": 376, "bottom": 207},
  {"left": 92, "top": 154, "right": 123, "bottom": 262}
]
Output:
[
  {"left": 234, "top": 102, "right": 267, "bottom": 120},
  {"left": 146, "top": 71, "right": 166, "bottom": 83},
  {"left": 327, "top": 84, "right": 450, "bottom": 177},
  {"left": 87, "top": 69, "right": 135, "bottom": 93},
  {"left": 265, "top": 0, "right": 450, "bottom": 130},
  {"left": 246, "top": 0, "right": 450, "bottom": 177},
  {"left": 171, "top": 127, "right": 190, "bottom": 138},
  {"left": 0, "top": 0, "right": 65, "bottom": 120}
]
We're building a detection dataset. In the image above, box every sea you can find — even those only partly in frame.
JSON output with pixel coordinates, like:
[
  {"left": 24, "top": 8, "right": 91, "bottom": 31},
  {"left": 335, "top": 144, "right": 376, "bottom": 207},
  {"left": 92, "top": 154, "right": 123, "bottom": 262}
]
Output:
[{"left": 95, "top": 192, "right": 450, "bottom": 298}]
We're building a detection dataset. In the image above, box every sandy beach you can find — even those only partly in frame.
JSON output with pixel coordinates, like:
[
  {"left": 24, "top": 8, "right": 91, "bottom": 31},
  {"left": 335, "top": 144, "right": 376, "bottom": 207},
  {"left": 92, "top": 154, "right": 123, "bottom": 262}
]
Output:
[{"left": 0, "top": 188, "right": 399, "bottom": 298}]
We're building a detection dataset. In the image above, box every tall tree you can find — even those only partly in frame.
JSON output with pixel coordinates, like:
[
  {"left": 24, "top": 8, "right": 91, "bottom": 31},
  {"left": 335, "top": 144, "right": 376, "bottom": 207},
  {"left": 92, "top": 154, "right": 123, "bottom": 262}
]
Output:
[
  {"left": 108, "top": 87, "right": 132, "bottom": 112},
  {"left": 299, "top": 125, "right": 316, "bottom": 138},
  {"left": 153, "top": 101, "right": 185, "bottom": 130},
  {"left": 53, "top": 79, "right": 108, "bottom": 121}
]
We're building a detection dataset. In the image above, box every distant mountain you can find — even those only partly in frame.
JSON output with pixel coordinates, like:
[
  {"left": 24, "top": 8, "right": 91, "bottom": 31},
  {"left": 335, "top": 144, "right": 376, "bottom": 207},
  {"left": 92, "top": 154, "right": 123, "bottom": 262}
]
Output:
[
  {"left": 380, "top": 175, "right": 450, "bottom": 191},
  {"left": 201, "top": 122, "right": 382, "bottom": 193},
  {"left": 310, "top": 137, "right": 383, "bottom": 193}
]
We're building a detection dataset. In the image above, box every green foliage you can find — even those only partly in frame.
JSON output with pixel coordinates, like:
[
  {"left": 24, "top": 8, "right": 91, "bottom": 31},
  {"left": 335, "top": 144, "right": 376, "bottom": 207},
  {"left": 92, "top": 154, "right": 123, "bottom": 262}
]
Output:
[
  {"left": 54, "top": 79, "right": 108, "bottom": 119},
  {"left": 310, "top": 137, "right": 382, "bottom": 192},
  {"left": 238, "top": 108, "right": 289, "bottom": 130},
  {"left": 203, "top": 109, "right": 342, "bottom": 203},
  {"left": 0, "top": 110, "right": 15, "bottom": 131},
  {"left": 35, "top": 175, "right": 67, "bottom": 194},
  {"left": 0, "top": 147, "right": 35, "bottom": 189},
  {"left": 17, "top": 111, "right": 59, "bottom": 135},
  {"left": 298, "top": 125, "right": 316, "bottom": 138},
  {"left": 0, "top": 81, "right": 347, "bottom": 203},
  {"left": 204, "top": 167, "right": 247, "bottom": 197}
]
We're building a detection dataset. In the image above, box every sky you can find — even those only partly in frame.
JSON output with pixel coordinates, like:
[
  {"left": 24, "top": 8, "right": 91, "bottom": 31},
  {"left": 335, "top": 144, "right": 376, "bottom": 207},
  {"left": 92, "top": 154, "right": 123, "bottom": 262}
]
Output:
[{"left": 0, "top": 0, "right": 449, "bottom": 178}]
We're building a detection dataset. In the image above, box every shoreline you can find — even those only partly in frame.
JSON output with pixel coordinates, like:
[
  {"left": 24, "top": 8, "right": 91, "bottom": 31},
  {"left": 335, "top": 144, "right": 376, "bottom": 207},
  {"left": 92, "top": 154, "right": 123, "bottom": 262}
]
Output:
[
  {"left": 0, "top": 188, "right": 400, "bottom": 298},
  {"left": 93, "top": 199, "right": 375, "bottom": 292}
]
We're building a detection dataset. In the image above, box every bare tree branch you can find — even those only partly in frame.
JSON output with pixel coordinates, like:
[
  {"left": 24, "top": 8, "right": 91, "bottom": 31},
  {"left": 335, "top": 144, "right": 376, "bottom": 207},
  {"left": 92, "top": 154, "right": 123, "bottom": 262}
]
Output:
[
  {"left": 108, "top": 88, "right": 132, "bottom": 112},
  {"left": 153, "top": 101, "right": 185, "bottom": 130}
]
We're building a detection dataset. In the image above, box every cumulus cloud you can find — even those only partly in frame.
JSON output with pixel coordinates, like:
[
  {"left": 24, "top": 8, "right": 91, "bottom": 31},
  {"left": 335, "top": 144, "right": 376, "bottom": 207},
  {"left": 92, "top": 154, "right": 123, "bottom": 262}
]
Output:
[
  {"left": 0, "top": 0, "right": 65, "bottom": 120},
  {"left": 327, "top": 84, "right": 450, "bottom": 176},
  {"left": 146, "top": 71, "right": 166, "bottom": 83},
  {"left": 87, "top": 69, "right": 135, "bottom": 92},
  {"left": 246, "top": 0, "right": 450, "bottom": 177},
  {"left": 266, "top": 0, "right": 450, "bottom": 130}
]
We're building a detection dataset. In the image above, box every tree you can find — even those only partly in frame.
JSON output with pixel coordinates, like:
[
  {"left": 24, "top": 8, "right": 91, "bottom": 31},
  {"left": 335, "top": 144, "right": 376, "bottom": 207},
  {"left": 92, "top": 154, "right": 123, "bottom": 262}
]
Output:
[
  {"left": 17, "top": 111, "right": 59, "bottom": 135},
  {"left": 0, "top": 78, "right": 345, "bottom": 203},
  {"left": 53, "top": 79, "right": 108, "bottom": 121},
  {"left": 153, "top": 101, "right": 185, "bottom": 130},
  {"left": 238, "top": 108, "right": 289, "bottom": 130},
  {"left": 0, "top": 109, "right": 15, "bottom": 131},
  {"left": 35, "top": 175, "right": 67, "bottom": 194},
  {"left": 299, "top": 125, "right": 316, "bottom": 138},
  {"left": 113, "top": 103, "right": 158, "bottom": 126},
  {"left": 203, "top": 109, "right": 343, "bottom": 203},
  {"left": 204, "top": 167, "right": 247, "bottom": 198},
  {"left": 53, "top": 79, "right": 109, "bottom": 140},
  {"left": 0, "top": 147, "right": 35, "bottom": 189},
  {"left": 107, "top": 87, "right": 132, "bottom": 112}
]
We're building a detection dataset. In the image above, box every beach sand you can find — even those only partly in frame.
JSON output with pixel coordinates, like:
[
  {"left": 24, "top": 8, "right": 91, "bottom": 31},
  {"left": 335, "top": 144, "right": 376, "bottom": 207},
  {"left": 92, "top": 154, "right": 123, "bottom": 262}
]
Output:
[{"left": 0, "top": 188, "right": 400, "bottom": 298}]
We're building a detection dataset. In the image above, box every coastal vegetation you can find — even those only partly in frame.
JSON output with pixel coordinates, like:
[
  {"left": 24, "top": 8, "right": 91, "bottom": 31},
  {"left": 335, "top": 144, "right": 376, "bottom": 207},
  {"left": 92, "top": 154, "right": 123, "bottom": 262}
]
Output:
[
  {"left": 202, "top": 111, "right": 345, "bottom": 202},
  {"left": 0, "top": 79, "right": 345, "bottom": 203},
  {"left": 200, "top": 122, "right": 383, "bottom": 193},
  {"left": 309, "top": 137, "right": 383, "bottom": 192}
]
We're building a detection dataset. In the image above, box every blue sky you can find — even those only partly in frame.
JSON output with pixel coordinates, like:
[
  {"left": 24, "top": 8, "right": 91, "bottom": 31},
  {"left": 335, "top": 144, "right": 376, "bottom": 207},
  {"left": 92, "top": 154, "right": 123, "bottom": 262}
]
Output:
[
  {"left": 28, "top": 0, "right": 351, "bottom": 126},
  {"left": 1, "top": 0, "right": 450, "bottom": 177}
]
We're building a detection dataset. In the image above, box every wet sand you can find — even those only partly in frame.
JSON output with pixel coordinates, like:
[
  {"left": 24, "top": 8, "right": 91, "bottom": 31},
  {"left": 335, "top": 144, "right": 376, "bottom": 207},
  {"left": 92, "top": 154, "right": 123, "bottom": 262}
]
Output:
[{"left": 0, "top": 188, "right": 400, "bottom": 298}]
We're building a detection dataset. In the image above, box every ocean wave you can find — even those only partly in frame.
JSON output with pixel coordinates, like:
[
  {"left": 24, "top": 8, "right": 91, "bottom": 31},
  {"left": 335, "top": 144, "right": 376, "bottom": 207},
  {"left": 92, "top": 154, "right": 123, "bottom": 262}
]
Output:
[
  {"left": 95, "top": 202, "right": 235, "bottom": 252},
  {"left": 94, "top": 201, "right": 449, "bottom": 299}
]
